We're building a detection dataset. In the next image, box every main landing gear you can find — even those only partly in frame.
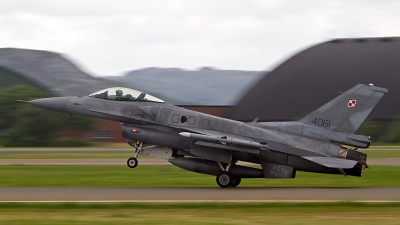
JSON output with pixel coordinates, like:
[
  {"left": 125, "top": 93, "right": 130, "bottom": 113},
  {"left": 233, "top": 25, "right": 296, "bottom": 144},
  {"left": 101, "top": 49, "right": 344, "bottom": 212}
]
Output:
[{"left": 216, "top": 161, "right": 242, "bottom": 188}]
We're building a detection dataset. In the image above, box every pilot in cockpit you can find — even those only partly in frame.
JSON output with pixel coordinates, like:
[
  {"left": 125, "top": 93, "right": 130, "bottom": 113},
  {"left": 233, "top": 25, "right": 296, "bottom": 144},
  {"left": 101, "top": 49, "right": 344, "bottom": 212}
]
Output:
[
  {"left": 125, "top": 94, "right": 133, "bottom": 101},
  {"left": 115, "top": 89, "right": 124, "bottom": 100}
]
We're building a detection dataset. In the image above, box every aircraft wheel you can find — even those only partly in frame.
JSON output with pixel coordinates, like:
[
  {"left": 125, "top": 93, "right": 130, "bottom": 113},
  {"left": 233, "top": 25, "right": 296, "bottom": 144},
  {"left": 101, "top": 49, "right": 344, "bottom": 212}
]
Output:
[
  {"left": 127, "top": 157, "right": 138, "bottom": 168},
  {"left": 216, "top": 172, "right": 233, "bottom": 188},
  {"left": 230, "top": 177, "right": 242, "bottom": 187}
]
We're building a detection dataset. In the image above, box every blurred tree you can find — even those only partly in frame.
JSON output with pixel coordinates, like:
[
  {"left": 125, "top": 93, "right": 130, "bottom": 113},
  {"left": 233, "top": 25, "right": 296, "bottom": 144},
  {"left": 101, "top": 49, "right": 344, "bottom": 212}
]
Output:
[
  {"left": 355, "top": 119, "right": 387, "bottom": 143},
  {"left": 0, "top": 85, "right": 94, "bottom": 146},
  {"left": 377, "top": 115, "right": 400, "bottom": 143}
]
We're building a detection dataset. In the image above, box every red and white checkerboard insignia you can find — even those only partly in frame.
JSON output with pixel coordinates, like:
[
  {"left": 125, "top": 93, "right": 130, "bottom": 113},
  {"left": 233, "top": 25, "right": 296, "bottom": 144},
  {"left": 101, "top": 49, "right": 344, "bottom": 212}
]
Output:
[{"left": 348, "top": 99, "right": 357, "bottom": 108}]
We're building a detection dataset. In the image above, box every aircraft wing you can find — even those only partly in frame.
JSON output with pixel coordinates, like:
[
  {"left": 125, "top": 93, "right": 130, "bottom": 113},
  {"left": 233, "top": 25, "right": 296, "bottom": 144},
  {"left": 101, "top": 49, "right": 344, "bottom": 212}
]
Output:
[
  {"left": 179, "top": 131, "right": 358, "bottom": 169},
  {"left": 179, "top": 131, "right": 325, "bottom": 156}
]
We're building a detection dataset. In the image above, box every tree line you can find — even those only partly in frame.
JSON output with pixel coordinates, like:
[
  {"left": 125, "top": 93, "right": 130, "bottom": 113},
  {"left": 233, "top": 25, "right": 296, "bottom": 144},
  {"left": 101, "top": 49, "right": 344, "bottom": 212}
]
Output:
[{"left": 0, "top": 85, "right": 94, "bottom": 147}]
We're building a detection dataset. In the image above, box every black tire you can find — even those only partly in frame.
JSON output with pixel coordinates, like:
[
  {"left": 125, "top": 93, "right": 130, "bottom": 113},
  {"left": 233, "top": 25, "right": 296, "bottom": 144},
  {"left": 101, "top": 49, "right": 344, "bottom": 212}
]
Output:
[
  {"left": 216, "top": 172, "right": 233, "bottom": 188},
  {"left": 230, "top": 177, "right": 242, "bottom": 187},
  {"left": 127, "top": 157, "right": 138, "bottom": 168}
]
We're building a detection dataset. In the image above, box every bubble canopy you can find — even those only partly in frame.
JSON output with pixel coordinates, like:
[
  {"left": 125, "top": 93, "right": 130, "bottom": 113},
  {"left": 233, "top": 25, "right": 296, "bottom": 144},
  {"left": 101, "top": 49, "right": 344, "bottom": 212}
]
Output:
[{"left": 88, "top": 87, "right": 164, "bottom": 103}]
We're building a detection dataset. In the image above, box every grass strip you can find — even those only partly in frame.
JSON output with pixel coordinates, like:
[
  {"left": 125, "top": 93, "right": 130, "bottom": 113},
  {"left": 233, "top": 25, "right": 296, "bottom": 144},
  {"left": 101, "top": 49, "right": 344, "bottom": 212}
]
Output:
[
  {"left": 0, "top": 202, "right": 399, "bottom": 225},
  {"left": 360, "top": 150, "right": 400, "bottom": 158},
  {"left": 0, "top": 165, "right": 399, "bottom": 187},
  {"left": 0, "top": 152, "right": 133, "bottom": 159}
]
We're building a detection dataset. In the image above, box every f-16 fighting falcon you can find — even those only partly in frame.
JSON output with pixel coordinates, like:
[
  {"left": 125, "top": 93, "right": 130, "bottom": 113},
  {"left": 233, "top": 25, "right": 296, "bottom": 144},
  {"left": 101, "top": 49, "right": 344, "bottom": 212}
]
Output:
[{"left": 24, "top": 83, "right": 387, "bottom": 187}]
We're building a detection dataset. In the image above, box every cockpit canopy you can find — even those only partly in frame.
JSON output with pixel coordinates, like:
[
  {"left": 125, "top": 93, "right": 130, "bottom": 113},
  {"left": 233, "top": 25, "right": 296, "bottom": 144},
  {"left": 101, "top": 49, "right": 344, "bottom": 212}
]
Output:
[{"left": 89, "top": 87, "right": 164, "bottom": 103}]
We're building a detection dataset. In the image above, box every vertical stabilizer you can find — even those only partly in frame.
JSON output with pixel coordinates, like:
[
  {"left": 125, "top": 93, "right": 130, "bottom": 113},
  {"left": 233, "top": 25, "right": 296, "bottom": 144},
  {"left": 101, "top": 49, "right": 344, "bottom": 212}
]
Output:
[{"left": 299, "top": 84, "right": 388, "bottom": 134}]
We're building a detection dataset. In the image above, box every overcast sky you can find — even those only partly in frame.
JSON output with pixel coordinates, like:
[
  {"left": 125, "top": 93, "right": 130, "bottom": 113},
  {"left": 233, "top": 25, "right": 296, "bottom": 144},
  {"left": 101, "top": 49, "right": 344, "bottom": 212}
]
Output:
[{"left": 1, "top": 0, "right": 399, "bottom": 76}]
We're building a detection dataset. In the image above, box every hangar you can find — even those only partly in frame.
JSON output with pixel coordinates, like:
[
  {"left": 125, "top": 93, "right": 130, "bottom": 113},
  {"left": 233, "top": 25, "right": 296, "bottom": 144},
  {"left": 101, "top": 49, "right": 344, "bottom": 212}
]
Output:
[{"left": 229, "top": 37, "right": 400, "bottom": 122}]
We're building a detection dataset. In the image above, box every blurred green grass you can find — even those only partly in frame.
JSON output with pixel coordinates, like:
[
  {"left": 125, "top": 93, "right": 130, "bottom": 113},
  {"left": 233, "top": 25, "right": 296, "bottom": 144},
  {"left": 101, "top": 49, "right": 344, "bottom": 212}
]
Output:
[
  {"left": 0, "top": 152, "right": 134, "bottom": 159},
  {"left": 361, "top": 150, "right": 400, "bottom": 158},
  {"left": 0, "top": 202, "right": 399, "bottom": 225},
  {"left": 0, "top": 165, "right": 398, "bottom": 187}
]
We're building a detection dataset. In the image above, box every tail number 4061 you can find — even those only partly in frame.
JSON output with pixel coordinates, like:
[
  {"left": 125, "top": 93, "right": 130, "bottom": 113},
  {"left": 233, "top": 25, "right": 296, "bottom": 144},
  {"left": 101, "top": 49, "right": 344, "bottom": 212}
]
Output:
[{"left": 312, "top": 118, "right": 331, "bottom": 128}]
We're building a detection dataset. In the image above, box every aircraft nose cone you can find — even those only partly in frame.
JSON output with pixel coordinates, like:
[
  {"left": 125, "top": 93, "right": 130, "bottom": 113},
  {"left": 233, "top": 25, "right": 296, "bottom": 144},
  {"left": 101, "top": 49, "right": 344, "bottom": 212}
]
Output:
[{"left": 28, "top": 97, "right": 71, "bottom": 113}]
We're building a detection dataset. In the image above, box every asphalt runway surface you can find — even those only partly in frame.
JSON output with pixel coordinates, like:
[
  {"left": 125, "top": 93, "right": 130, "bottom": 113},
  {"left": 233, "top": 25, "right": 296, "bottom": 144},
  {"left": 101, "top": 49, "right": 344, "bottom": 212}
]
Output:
[{"left": 0, "top": 187, "right": 399, "bottom": 202}]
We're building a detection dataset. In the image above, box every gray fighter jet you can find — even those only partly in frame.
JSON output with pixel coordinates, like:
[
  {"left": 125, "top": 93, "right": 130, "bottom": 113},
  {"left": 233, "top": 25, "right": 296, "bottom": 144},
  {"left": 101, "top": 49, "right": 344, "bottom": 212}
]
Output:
[{"left": 25, "top": 83, "right": 387, "bottom": 187}]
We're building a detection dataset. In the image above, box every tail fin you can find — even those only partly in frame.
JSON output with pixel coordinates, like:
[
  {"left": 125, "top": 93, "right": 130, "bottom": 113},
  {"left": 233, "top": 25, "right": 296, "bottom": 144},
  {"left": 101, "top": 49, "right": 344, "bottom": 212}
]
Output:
[{"left": 299, "top": 84, "right": 388, "bottom": 134}]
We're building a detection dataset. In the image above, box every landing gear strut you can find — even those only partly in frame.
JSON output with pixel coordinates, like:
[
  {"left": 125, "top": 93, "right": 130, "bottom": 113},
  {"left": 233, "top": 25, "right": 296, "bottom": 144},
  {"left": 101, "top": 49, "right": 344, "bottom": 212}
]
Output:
[{"left": 126, "top": 140, "right": 143, "bottom": 169}]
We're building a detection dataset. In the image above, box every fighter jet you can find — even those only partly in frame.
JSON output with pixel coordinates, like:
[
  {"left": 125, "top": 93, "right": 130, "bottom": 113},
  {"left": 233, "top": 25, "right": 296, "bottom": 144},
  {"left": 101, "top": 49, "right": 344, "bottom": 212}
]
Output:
[{"left": 25, "top": 83, "right": 387, "bottom": 187}]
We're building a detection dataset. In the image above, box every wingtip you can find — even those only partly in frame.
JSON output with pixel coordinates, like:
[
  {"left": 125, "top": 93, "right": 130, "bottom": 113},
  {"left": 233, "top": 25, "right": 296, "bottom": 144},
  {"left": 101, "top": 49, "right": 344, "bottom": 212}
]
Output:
[{"left": 16, "top": 100, "right": 27, "bottom": 103}]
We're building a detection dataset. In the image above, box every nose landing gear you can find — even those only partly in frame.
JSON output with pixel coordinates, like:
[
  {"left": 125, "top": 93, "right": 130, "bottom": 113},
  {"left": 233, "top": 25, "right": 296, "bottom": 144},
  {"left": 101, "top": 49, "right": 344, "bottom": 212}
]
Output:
[
  {"left": 126, "top": 140, "right": 142, "bottom": 169},
  {"left": 126, "top": 140, "right": 157, "bottom": 169}
]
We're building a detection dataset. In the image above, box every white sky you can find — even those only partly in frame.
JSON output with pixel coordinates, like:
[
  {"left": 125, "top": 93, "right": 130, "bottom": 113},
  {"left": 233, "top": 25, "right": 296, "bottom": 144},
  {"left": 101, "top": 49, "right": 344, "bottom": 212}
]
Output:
[{"left": 1, "top": 0, "right": 399, "bottom": 76}]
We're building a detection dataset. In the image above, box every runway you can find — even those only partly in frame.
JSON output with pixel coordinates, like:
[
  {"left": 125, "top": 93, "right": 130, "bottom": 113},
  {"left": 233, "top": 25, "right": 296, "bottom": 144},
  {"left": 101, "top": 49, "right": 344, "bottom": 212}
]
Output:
[{"left": 0, "top": 187, "right": 399, "bottom": 202}]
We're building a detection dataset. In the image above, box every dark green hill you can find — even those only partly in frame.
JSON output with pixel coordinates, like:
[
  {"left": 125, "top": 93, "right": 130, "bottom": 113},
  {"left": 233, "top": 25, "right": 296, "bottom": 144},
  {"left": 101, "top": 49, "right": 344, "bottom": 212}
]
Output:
[{"left": 0, "top": 48, "right": 116, "bottom": 96}]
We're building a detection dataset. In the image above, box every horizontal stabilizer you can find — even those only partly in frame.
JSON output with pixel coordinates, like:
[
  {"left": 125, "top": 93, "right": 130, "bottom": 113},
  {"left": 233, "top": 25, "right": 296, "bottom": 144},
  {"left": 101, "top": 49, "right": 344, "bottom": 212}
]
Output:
[{"left": 302, "top": 156, "right": 358, "bottom": 169}]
